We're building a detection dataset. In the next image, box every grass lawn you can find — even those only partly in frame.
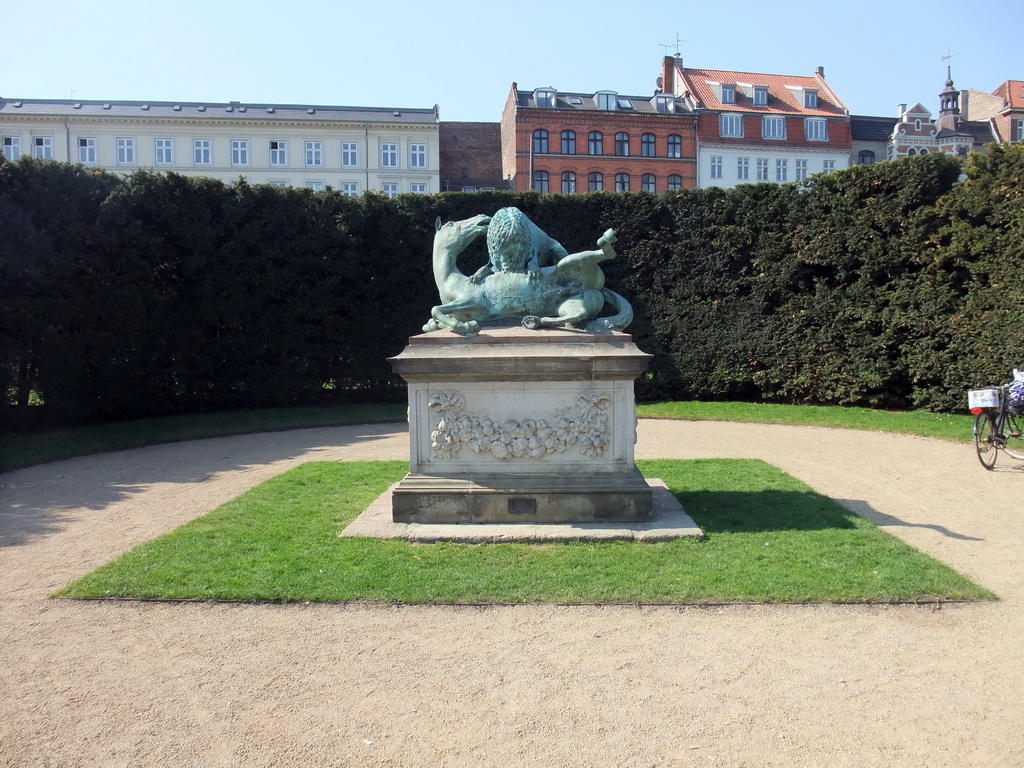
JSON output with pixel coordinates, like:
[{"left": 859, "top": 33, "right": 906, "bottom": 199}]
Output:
[{"left": 55, "top": 459, "right": 992, "bottom": 605}]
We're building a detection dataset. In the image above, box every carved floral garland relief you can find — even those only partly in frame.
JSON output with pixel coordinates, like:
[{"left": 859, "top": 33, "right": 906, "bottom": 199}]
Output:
[{"left": 428, "top": 391, "right": 612, "bottom": 460}]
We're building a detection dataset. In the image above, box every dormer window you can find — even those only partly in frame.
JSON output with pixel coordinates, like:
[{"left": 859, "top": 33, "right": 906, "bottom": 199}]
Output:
[
  {"left": 753, "top": 87, "right": 768, "bottom": 107},
  {"left": 653, "top": 95, "right": 675, "bottom": 114},
  {"left": 804, "top": 89, "right": 818, "bottom": 109},
  {"left": 534, "top": 89, "right": 556, "bottom": 109},
  {"left": 596, "top": 91, "right": 617, "bottom": 110},
  {"left": 721, "top": 85, "right": 736, "bottom": 104}
]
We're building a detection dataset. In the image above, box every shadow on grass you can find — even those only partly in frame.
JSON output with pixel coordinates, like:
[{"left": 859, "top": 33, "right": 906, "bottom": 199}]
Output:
[{"left": 676, "top": 489, "right": 859, "bottom": 534}]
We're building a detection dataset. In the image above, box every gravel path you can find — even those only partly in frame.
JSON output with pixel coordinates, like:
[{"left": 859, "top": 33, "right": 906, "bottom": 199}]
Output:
[{"left": 1, "top": 420, "right": 1022, "bottom": 767}]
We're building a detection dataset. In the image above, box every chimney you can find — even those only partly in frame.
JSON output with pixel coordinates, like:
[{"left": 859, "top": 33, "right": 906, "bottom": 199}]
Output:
[
  {"left": 816, "top": 66, "right": 825, "bottom": 78},
  {"left": 897, "top": 103, "right": 907, "bottom": 117},
  {"left": 662, "top": 56, "right": 676, "bottom": 96}
]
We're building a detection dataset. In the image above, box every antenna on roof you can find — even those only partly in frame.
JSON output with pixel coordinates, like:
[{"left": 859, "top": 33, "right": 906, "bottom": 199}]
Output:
[
  {"left": 940, "top": 47, "right": 960, "bottom": 64},
  {"left": 659, "top": 34, "right": 687, "bottom": 59}
]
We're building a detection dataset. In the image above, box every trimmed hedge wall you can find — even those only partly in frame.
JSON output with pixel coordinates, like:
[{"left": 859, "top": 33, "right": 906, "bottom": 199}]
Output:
[{"left": 2, "top": 146, "right": 1022, "bottom": 427}]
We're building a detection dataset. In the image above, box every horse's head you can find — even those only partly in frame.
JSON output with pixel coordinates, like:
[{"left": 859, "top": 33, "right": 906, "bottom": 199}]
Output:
[{"left": 434, "top": 214, "right": 491, "bottom": 254}]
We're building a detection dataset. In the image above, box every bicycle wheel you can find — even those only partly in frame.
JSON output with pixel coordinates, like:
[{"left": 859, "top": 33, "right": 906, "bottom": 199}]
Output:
[
  {"left": 975, "top": 413, "right": 998, "bottom": 470},
  {"left": 1003, "top": 411, "right": 1024, "bottom": 460}
]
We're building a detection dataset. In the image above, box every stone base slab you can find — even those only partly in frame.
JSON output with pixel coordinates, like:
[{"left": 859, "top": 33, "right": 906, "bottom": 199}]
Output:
[
  {"left": 391, "top": 466, "right": 652, "bottom": 524},
  {"left": 341, "top": 479, "right": 703, "bottom": 543}
]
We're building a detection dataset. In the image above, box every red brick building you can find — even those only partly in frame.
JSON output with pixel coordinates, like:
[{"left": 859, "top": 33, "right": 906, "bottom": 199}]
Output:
[
  {"left": 500, "top": 83, "right": 698, "bottom": 193},
  {"left": 438, "top": 122, "right": 511, "bottom": 192},
  {"left": 962, "top": 79, "right": 1024, "bottom": 145}
]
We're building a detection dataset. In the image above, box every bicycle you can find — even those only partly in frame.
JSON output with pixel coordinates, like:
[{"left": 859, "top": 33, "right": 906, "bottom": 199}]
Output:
[{"left": 969, "top": 374, "right": 1024, "bottom": 470}]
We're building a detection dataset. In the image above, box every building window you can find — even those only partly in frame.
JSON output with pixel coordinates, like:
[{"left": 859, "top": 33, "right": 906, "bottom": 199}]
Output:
[
  {"left": 231, "top": 140, "right": 249, "bottom": 166},
  {"left": 919, "top": 148, "right": 929, "bottom": 155},
  {"left": 655, "top": 95, "right": 674, "bottom": 114},
  {"left": 78, "top": 137, "right": 96, "bottom": 164},
  {"left": 561, "top": 131, "right": 576, "bottom": 155},
  {"left": 1016, "top": 120, "right": 1024, "bottom": 141},
  {"left": 857, "top": 150, "right": 875, "bottom": 166},
  {"left": 907, "top": 148, "right": 918, "bottom": 157},
  {"left": 342, "top": 142, "right": 359, "bottom": 167},
  {"left": 805, "top": 119, "right": 828, "bottom": 141},
  {"left": 914, "top": 119, "right": 922, "bottom": 131},
  {"left": 380, "top": 142, "right": 398, "bottom": 168},
  {"left": 615, "top": 132, "right": 629, "bottom": 156},
  {"left": 667, "top": 174, "right": 682, "bottom": 190},
  {"left": 667, "top": 134, "right": 682, "bottom": 158},
  {"left": 795, "top": 159, "right": 808, "bottom": 181},
  {"left": 559, "top": 171, "right": 576, "bottom": 194},
  {"left": 762, "top": 116, "right": 786, "bottom": 140},
  {"left": 267, "top": 180, "right": 287, "bottom": 188},
  {"left": 753, "top": 87, "right": 768, "bottom": 107},
  {"left": 532, "top": 170, "right": 549, "bottom": 193},
  {"left": 33, "top": 136, "right": 52, "bottom": 159},
  {"left": 306, "top": 141, "right": 323, "bottom": 167},
  {"left": 155, "top": 138, "right": 173, "bottom": 165},
  {"left": 304, "top": 181, "right": 325, "bottom": 191},
  {"left": 710, "top": 156, "right": 723, "bottom": 179},
  {"left": 2, "top": 136, "right": 21, "bottom": 161},
  {"left": 534, "top": 89, "right": 556, "bottom": 108},
  {"left": 409, "top": 143, "right": 427, "bottom": 168},
  {"left": 596, "top": 92, "right": 617, "bottom": 110},
  {"left": 720, "top": 114, "right": 743, "bottom": 138},
  {"left": 409, "top": 183, "right": 427, "bottom": 194},
  {"left": 756, "top": 157, "right": 769, "bottom": 181},
  {"left": 804, "top": 90, "right": 818, "bottom": 109},
  {"left": 641, "top": 173, "right": 656, "bottom": 192},
  {"left": 532, "top": 130, "right": 549, "bottom": 154},
  {"left": 957, "top": 146, "right": 969, "bottom": 159},
  {"left": 194, "top": 139, "right": 212, "bottom": 165},
  {"left": 383, "top": 182, "right": 400, "bottom": 197},
  {"left": 776, "top": 159, "right": 788, "bottom": 182},
  {"left": 588, "top": 172, "right": 603, "bottom": 192},
  {"left": 341, "top": 181, "right": 360, "bottom": 197},
  {"left": 115, "top": 138, "right": 135, "bottom": 165},
  {"left": 269, "top": 140, "right": 287, "bottom": 166},
  {"left": 721, "top": 85, "right": 736, "bottom": 104},
  {"left": 737, "top": 157, "right": 750, "bottom": 180},
  {"left": 588, "top": 131, "right": 604, "bottom": 155},
  {"left": 822, "top": 160, "right": 836, "bottom": 172},
  {"left": 615, "top": 173, "right": 629, "bottom": 192},
  {"left": 641, "top": 133, "right": 656, "bottom": 157}
]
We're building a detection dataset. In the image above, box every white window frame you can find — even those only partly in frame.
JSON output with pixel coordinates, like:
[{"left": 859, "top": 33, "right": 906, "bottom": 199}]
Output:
[
  {"left": 534, "top": 89, "right": 556, "bottom": 109},
  {"left": 756, "top": 157, "right": 769, "bottom": 181},
  {"left": 2, "top": 136, "right": 21, "bottom": 161},
  {"left": 341, "top": 181, "right": 360, "bottom": 197},
  {"left": 267, "top": 180, "right": 287, "bottom": 188},
  {"left": 231, "top": 140, "right": 249, "bottom": 167},
  {"left": 1016, "top": 120, "right": 1024, "bottom": 142},
  {"left": 382, "top": 181, "right": 400, "bottom": 197},
  {"left": 753, "top": 87, "right": 768, "bottom": 107},
  {"left": 710, "top": 155, "right": 723, "bottom": 179},
  {"left": 33, "top": 136, "right": 52, "bottom": 160},
  {"left": 775, "top": 159, "right": 788, "bottom": 182},
  {"left": 193, "top": 139, "right": 212, "bottom": 166},
  {"left": 304, "top": 181, "right": 325, "bottom": 191},
  {"left": 596, "top": 91, "right": 617, "bottom": 110},
  {"left": 720, "top": 114, "right": 743, "bottom": 138},
  {"left": 78, "top": 137, "right": 97, "bottom": 164},
  {"left": 822, "top": 160, "right": 836, "bottom": 172},
  {"left": 762, "top": 116, "right": 786, "bottom": 140},
  {"left": 409, "top": 142, "right": 427, "bottom": 169},
  {"left": 804, "top": 90, "right": 818, "bottom": 109},
  {"left": 380, "top": 142, "right": 399, "bottom": 168},
  {"left": 805, "top": 119, "right": 828, "bottom": 142},
  {"left": 341, "top": 142, "right": 359, "bottom": 167},
  {"left": 305, "top": 141, "right": 323, "bottom": 167},
  {"left": 270, "top": 140, "right": 287, "bottom": 166},
  {"left": 410, "top": 182, "right": 428, "bottom": 194},
  {"left": 737, "top": 157, "right": 749, "bottom": 180},
  {"left": 795, "top": 159, "right": 808, "bottom": 181},
  {"left": 721, "top": 85, "right": 736, "bottom": 104},
  {"left": 155, "top": 138, "right": 173, "bottom": 165},
  {"left": 115, "top": 137, "right": 136, "bottom": 165}
]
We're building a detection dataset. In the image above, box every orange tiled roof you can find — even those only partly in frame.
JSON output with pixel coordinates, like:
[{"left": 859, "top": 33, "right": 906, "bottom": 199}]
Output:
[
  {"left": 676, "top": 68, "right": 847, "bottom": 117},
  {"left": 991, "top": 80, "right": 1024, "bottom": 110}
]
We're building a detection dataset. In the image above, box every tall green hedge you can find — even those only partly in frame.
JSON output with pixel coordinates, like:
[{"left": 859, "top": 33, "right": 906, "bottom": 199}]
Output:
[{"left": 2, "top": 148, "right": 1022, "bottom": 427}]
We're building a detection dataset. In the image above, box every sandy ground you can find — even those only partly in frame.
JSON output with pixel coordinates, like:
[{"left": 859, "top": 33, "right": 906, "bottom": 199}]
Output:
[{"left": 1, "top": 419, "right": 1023, "bottom": 767}]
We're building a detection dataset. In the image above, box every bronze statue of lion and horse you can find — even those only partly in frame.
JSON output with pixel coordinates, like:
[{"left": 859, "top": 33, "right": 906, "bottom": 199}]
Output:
[{"left": 424, "top": 207, "right": 634, "bottom": 336}]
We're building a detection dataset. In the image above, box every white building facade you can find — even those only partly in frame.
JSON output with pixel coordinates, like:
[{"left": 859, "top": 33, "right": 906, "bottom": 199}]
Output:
[{"left": 0, "top": 98, "right": 440, "bottom": 196}]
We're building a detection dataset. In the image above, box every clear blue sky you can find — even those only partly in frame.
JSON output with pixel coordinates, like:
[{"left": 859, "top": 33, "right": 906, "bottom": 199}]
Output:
[{"left": 7, "top": 0, "right": 1022, "bottom": 121}]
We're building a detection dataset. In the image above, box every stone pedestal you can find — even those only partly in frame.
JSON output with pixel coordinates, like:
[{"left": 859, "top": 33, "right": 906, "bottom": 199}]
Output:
[{"left": 388, "top": 326, "right": 653, "bottom": 524}]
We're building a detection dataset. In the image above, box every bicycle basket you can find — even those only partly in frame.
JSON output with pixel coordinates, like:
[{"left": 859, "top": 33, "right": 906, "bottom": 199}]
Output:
[{"left": 968, "top": 388, "right": 999, "bottom": 410}]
